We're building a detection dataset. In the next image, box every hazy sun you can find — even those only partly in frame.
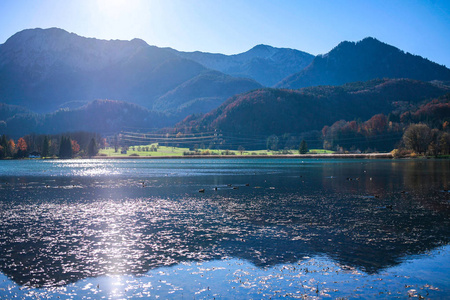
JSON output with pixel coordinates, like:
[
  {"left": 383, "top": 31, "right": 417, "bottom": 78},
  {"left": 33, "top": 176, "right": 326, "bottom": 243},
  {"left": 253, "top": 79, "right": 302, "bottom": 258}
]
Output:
[{"left": 96, "top": 0, "right": 130, "bottom": 18}]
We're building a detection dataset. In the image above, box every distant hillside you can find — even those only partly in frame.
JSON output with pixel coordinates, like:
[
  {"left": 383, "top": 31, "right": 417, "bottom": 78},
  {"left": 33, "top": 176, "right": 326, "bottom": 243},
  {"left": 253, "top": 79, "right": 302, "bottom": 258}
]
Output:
[
  {"left": 0, "top": 103, "right": 32, "bottom": 122},
  {"left": 170, "top": 44, "right": 314, "bottom": 86},
  {"left": 153, "top": 70, "right": 261, "bottom": 116},
  {"left": 177, "top": 79, "right": 450, "bottom": 140},
  {"left": 277, "top": 37, "right": 450, "bottom": 89},
  {"left": 321, "top": 93, "right": 450, "bottom": 152},
  {"left": 2, "top": 99, "right": 171, "bottom": 138},
  {"left": 0, "top": 28, "right": 260, "bottom": 115}
]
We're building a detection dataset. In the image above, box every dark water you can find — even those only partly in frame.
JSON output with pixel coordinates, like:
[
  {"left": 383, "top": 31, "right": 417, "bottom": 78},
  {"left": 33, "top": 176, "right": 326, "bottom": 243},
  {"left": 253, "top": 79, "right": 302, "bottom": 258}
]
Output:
[{"left": 0, "top": 159, "right": 449, "bottom": 299}]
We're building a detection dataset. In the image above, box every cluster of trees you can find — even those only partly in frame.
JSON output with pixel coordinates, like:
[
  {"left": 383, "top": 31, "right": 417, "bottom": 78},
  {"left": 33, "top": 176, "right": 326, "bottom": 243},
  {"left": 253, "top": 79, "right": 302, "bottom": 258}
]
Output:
[
  {"left": 265, "top": 132, "right": 320, "bottom": 152},
  {"left": 0, "top": 99, "right": 172, "bottom": 138},
  {"left": 0, "top": 132, "right": 104, "bottom": 159},
  {"left": 0, "top": 135, "right": 30, "bottom": 159},
  {"left": 401, "top": 123, "right": 449, "bottom": 156},
  {"left": 320, "top": 93, "right": 450, "bottom": 154},
  {"left": 321, "top": 117, "right": 450, "bottom": 155},
  {"left": 129, "top": 145, "right": 158, "bottom": 152},
  {"left": 0, "top": 135, "right": 17, "bottom": 158},
  {"left": 321, "top": 114, "right": 402, "bottom": 152},
  {"left": 321, "top": 113, "right": 449, "bottom": 155}
]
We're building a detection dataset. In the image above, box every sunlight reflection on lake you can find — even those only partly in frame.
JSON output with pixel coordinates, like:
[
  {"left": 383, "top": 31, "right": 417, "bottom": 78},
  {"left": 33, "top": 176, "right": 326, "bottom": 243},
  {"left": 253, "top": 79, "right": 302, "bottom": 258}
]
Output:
[{"left": 0, "top": 158, "right": 448, "bottom": 298}]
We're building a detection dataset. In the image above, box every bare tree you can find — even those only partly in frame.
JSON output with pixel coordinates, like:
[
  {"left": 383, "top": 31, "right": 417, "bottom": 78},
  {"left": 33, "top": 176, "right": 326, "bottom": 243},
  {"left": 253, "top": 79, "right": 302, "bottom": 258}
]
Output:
[{"left": 402, "top": 124, "right": 432, "bottom": 154}]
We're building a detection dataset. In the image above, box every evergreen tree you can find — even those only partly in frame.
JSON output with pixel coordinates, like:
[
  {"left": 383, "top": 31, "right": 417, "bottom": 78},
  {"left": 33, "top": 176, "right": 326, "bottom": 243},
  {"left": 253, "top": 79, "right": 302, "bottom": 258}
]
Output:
[
  {"left": 59, "top": 136, "right": 66, "bottom": 158},
  {"left": 42, "top": 136, "right": 50, "bottom": 158},
  {"left": 0, "top": 135, "right": 7, "bottom": 159},
  {"left": 299, "top": 139, "right": 308, "bottom": 154},
  {"left": 1, "top": 135, "right": 7, "bottom": 149},
  {"left": 113, "top": 134, "right": 119, "bottom": 153},
  {"left": 87, "top": 138, "right": 98, "bottom": 157},
  {"left": 66, "top": 136, "right": 73, "bottom": 158},
  {"left": 59, "top": 136, "right": 73, "bottom": 158}
]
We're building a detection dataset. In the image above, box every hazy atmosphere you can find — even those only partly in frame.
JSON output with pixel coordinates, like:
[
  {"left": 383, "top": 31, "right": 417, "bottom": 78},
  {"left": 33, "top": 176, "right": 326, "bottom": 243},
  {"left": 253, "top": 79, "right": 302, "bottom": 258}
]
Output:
[
  {"left": 0, "top": 1, "right": 449, "bottom": 299},
  {"left": 2, "top": 0, "right": 450, "bottom": 66}
]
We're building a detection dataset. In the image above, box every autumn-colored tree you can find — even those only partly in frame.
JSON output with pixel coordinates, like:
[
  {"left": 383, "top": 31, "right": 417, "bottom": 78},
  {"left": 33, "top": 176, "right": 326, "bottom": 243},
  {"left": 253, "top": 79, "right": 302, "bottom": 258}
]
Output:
[
  {"left": 443, "top": 121, "right": 449, "bottom": 132},
  {"left": 17, "top": 137, "right": 27, "bottom": 151},
  {"left": 16, "top": 137, "right": 28, "bottom": 158},
  {"left": 71, "top": 140, "right": 80, "bottom": 155},
  {"left": 363, "top": 114, "right": 387, "bottom": 136},
  {"left": 7, "top": 140, "right": 15, "bottom": 157}
]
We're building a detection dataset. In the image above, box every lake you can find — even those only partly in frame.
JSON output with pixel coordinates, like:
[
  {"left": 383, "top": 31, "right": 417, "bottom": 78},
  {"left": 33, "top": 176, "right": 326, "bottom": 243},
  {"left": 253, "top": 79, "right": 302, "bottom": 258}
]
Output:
[{"left": 0, "top": 158, "right": 449, "bottom": 299}]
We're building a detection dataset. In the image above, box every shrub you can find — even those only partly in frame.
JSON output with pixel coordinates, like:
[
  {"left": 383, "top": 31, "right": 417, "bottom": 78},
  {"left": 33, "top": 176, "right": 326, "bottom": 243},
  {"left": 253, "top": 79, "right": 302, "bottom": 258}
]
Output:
[{"left": 391, "top": 148, "right": 412, "bottom": 158}]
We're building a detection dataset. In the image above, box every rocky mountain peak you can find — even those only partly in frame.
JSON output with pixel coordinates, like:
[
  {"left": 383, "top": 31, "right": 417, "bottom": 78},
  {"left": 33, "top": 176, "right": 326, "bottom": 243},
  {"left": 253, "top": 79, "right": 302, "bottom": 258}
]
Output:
[{"left": 0, "top": 27, "right": 149, "bottom": 71}]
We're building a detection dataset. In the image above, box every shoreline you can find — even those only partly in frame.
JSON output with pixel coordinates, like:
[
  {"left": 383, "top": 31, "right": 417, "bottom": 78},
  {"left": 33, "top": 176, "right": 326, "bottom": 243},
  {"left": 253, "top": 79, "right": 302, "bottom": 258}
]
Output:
[{"left": 91, "top": 153, "right": 394, "bottom": 159}]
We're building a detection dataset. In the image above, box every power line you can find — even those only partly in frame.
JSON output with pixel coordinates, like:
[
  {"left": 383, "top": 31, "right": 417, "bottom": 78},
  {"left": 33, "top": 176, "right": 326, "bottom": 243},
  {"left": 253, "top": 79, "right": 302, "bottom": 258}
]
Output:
[{"left": 114, "top": 127, "right": 405, "bottom": 150}]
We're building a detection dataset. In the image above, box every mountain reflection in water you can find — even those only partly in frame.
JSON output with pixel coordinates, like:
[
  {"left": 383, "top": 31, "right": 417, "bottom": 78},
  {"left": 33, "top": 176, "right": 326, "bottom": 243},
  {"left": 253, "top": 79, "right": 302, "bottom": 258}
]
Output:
[{"left": 0, "top": 159, "right": 448, "bottom": 288}]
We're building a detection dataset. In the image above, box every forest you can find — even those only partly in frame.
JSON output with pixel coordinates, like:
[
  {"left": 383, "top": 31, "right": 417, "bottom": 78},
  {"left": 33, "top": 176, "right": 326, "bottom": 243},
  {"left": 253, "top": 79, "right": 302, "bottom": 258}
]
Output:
[
  {"left": 321, "top": 94, "right": 450, "bottom": 155},
  {"left": 0, "top": 132, "right": 103, "bottom": 159}
]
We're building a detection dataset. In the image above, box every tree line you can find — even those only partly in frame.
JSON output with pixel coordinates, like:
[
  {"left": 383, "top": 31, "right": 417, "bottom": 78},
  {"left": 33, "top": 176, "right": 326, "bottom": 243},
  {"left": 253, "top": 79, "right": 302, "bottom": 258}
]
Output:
[
  {"left": 321, "top": 115, "right": 449, "bottom": 156},
  {"left": 320, "top": 94, "right": 450, "bottom": 155},
  {"left": 0, "top": 132, "right": 104, "bottom": 159}
]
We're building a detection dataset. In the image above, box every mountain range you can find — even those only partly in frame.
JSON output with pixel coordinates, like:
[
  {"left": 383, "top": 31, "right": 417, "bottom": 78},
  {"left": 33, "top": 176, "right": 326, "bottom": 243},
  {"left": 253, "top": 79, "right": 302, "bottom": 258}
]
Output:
[
  {"left": 0, "top": 28, "right": 261, "bottom": 115},
  {"left": 277, "top": 37, "right": 450, "bottom": 89},
  {"left": 1, "top": 28, "right": 450, "bottom": 141},
  {"left": 169, "top": 44, "right": 314, "bottom": 86}
]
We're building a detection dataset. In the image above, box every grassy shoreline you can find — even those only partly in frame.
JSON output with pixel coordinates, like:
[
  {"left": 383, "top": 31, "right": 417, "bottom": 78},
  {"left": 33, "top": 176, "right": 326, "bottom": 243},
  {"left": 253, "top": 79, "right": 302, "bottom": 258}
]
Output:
[
  {"left": 92, "top": 153, "right": 394, "bottom": 159},
  {"left": 98, "top": 145, "right": 336, "bottom": 157},
  {"left": 95, "top": 145, "right": 392, "bottom": 159}
]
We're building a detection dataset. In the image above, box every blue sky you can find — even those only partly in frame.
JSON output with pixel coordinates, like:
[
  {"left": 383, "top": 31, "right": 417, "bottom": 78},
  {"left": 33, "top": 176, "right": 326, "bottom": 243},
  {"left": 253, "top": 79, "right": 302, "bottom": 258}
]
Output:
[{"left": 1, "top": 0, "right": 449, "bottom": 66}]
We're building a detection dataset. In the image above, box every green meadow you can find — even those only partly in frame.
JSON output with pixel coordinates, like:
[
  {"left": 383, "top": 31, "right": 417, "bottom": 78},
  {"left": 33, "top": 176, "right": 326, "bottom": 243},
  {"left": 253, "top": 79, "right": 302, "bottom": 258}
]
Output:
[{"left": 98, "top": 144, "right": 334, "bottom": 157}]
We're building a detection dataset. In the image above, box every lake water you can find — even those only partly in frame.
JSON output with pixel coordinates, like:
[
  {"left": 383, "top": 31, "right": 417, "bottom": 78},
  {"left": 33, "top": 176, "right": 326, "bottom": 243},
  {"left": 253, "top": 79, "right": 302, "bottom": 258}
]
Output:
[{"left": 0, "top": 158, "right": 449, "bottom": 299}]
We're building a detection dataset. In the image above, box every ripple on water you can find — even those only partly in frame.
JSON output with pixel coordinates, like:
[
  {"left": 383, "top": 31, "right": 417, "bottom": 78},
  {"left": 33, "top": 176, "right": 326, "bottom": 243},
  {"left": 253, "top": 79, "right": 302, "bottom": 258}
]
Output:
[{"left": 0, "top": 159, "right": 449, "bottom": 298}]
